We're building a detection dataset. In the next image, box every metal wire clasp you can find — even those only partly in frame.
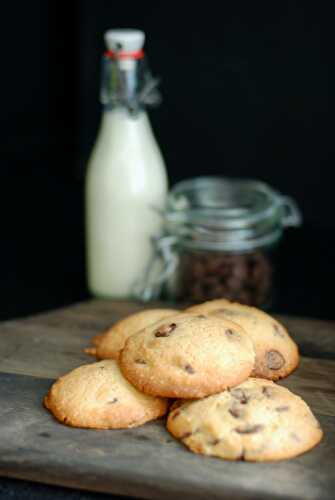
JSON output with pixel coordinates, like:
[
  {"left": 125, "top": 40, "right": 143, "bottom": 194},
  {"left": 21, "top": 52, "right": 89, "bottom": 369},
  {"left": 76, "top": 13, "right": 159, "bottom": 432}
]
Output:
[{"left": 132, "top": 235, "right": 179, "bottom": 302}]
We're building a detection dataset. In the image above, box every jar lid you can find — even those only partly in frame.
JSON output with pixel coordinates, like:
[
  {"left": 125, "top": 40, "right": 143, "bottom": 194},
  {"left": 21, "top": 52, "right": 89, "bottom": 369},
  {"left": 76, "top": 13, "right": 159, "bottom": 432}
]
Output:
[{"left": 164, "top": 177, "right": 302, "bottom": 252}]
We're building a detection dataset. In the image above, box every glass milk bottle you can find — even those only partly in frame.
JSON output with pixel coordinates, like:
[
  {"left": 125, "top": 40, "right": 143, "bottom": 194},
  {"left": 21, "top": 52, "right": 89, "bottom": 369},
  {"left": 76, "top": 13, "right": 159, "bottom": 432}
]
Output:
[{"left": 86, "top": 29, "right": 168, "bottom": 298}]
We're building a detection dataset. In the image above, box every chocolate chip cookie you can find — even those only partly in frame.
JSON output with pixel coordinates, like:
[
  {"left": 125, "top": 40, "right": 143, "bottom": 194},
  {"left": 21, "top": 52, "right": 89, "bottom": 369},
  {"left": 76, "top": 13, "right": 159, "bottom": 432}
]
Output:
[
  {"left": 120, "top": 313, "right": 255, "bottom": 398},
  {"left": 85, "top": 308, "right": 178, "bottom": 360},
  {"left": 167, "top": 378, "right": 322, "bottom": 461},
  {"left": 44, "top": 360, "right": 168, "bottom": 429},
  {"left": 186, "top": 299, "right": 299, "bottom": 380}
]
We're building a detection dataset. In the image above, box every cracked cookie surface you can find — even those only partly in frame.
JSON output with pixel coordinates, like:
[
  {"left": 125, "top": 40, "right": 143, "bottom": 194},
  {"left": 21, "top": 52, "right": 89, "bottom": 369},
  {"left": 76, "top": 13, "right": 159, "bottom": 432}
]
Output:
[
  {"left": 186, "top": 299, "right": 299, "bottom": 380},
  {"left": 120, "top": 313, "right": 255, "bottom": 398},
  {"left": 85, "top": 308, "right": 178, "bottom": 360},
  {"left": 167, "top": 378, "right": 322, "bottom": 461},
  {"left": 44, "top": 360, "right": 168, "bottom": 429}
]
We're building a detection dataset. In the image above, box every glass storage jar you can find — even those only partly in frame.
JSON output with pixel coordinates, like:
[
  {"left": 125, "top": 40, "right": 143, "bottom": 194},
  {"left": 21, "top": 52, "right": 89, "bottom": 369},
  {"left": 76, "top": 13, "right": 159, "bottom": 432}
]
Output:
[{"left": 135, "top": 177, "right": 302, "bottom": 307}]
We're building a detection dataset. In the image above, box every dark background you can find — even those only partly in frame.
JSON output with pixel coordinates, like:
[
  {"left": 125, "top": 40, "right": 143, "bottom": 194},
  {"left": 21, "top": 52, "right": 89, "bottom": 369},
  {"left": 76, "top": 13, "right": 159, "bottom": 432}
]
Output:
[
  {"left": 0, "top": 2, "right": 334, "bottom": 499},
  {"left": 1, "top": 0, "right": 334, "bottom": 323}
]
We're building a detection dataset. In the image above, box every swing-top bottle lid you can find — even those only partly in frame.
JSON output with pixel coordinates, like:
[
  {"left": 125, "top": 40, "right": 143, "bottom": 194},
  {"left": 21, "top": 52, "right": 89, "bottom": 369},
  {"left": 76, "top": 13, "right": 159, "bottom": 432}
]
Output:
[
  {"left": 101, "top": 28, "right": 160, "bottom": 110},
  {"left": 104, "top": 29, "right": 145, "bottom": 53}
]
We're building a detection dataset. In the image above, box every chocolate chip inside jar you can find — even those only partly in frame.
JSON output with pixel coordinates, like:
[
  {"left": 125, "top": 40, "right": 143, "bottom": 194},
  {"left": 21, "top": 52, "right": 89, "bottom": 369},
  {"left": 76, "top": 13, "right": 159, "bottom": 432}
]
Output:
[{"left": 174, "top": 249, "right": 273, "bottom": 307}]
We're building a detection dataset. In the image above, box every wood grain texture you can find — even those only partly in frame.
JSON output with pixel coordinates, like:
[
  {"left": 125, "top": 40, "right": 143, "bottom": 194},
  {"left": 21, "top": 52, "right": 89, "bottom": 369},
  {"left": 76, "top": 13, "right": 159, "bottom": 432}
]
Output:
[
  {"left": 0, "top": 299, "right": 335, "bottom": 499},
  {"left": 278, "top": 358, "right": 335, "bottom": 417}
]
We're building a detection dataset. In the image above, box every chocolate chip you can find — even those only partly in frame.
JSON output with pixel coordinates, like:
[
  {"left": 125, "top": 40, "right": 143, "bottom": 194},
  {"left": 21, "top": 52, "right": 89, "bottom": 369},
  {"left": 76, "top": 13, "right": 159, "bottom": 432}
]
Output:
[
  {"left": 262, "top": 385, "right": 272, "bottom": 398},
  {"left": 290, "top": 432, "right": 300, "bottom": 442},
  {"left": 154, "top": 323, "right": 177, "bottom": 337},
  {"left": 262, "top": 386, "right": 274, "bottom": 398},
  {"left": 273, "top": 323, "right": 285, "bottom": 338},
  {"left": 108, "top": 398, "right": 118, "bottom": 404},
  {"left": 230, "top": 388, "right": 248, "bottom": 404},
  {"left": 209, "top": 438, "right": 221, "bottom": 445},
  {"left": 235, "top": 424, "right": 263, "bottom": 434},
  {"left": 276, "top": 405, "right": 289, "bottom": 412},
  {"left": 225, "top": 328, "right": 241, "bottom": 341},
  {"left": 266, "top": 350, "right": 285, "bottom": 370},
  {"left": 197, "top": 314, "right": 207, "bottom": 319},
  {"left": 135, "top": 358, "right": 146, "bottom": 364},
  {"left": 184, "top": 364, "right": 195, "bottom": 374},
  {"left": 229, "top": 407, "right": 243, "bottom": 418},
  {"left": 181, "top": 432, "right": 192, "bottom": 439}
]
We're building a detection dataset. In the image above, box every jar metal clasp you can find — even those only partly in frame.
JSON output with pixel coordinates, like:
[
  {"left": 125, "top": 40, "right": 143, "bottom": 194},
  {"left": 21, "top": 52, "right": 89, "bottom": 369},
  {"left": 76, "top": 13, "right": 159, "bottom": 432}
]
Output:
[
  {"left": 132, "top": 235, "right": 179, "bottom": 301},
  {"left": 278, "top": 195, "right": 302, "bottom": 227}
]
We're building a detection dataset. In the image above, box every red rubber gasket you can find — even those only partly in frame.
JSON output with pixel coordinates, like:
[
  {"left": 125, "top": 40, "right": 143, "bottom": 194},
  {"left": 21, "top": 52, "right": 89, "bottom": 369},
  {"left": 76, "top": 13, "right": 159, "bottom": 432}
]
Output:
[{"left": 104, "top": 49, "right": 144, "bottom": 60}]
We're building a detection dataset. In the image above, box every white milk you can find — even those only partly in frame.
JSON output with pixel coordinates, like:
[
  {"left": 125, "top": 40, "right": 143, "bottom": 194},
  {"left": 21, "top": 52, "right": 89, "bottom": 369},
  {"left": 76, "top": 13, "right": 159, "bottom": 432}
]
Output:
[
  {"left": 86, "top": 30, "right": 168, "bottom": 298},
  {"left": 86, "top": 107, "right": 167, "bottom": 297}
]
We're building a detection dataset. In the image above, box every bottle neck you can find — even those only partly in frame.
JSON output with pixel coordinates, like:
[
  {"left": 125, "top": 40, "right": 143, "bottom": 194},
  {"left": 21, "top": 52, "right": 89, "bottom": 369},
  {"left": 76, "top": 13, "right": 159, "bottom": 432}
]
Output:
[
  {"left": 100, "top": 54, "right": 160, "bottom": 116},
  {"left": 100, "top": 107, "right": 149, "bottom": 127},
  {"left": 98, "top": 108, "right": 154, "bottom": 146}
]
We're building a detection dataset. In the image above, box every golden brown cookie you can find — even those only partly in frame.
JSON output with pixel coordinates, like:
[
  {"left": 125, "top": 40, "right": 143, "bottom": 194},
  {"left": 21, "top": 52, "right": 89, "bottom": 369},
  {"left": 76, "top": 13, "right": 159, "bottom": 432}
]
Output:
[
  {"left": 44, "top": 360, "right": 168, "bottom": 429},
  {"left": 186, "top": 299, "right": 299, "bottom": 380},
  {"left": 167, "top": 378, "right": 322, "bottom": 461},
  {"left": 85, "top": 308, "right": 178, "bottom": 360},
  {"left": 120, "top": 313, "right": 255, "bottom": 398}
]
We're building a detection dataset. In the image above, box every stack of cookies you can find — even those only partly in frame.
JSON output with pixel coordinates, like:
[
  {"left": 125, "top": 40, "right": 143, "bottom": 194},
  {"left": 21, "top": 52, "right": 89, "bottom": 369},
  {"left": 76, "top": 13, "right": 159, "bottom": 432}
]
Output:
[{"left": 44, "top": 299, "right": 323, "bottom": 462}]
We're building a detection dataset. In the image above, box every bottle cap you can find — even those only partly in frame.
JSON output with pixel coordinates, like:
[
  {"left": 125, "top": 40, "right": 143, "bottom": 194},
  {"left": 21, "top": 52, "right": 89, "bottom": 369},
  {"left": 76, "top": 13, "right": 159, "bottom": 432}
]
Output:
[{"left": 104, "top": 29, "right": 145, "bottom": 53}]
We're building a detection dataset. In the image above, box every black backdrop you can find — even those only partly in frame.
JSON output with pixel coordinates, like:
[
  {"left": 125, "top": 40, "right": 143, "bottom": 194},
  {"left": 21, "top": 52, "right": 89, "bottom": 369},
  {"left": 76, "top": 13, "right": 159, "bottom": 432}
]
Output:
[{"left": 1, "top": 1, "right": 334, "bottom": 321}]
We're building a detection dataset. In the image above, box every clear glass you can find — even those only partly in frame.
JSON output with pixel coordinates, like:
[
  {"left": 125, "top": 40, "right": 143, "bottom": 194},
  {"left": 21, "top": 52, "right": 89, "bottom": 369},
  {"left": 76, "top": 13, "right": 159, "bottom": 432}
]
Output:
[
  {"left": 164, "top": 177, "right": 301, "bottom": 252},
  {"left": 151, "top": 177, "right": 302, "bottom": 307}
]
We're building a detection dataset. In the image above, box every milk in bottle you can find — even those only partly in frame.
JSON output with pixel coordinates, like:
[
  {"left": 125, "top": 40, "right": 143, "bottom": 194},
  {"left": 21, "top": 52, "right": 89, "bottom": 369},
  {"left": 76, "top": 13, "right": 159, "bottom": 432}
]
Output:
[{"left": 85, "top": 29, "right": 168, "bottom": 298}]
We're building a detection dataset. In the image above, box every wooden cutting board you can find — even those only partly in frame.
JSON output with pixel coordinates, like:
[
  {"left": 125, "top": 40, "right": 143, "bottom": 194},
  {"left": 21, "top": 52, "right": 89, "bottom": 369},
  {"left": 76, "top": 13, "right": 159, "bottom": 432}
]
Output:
[{"left": 0, "top": 299, "right": 334, "bottom": 500}]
